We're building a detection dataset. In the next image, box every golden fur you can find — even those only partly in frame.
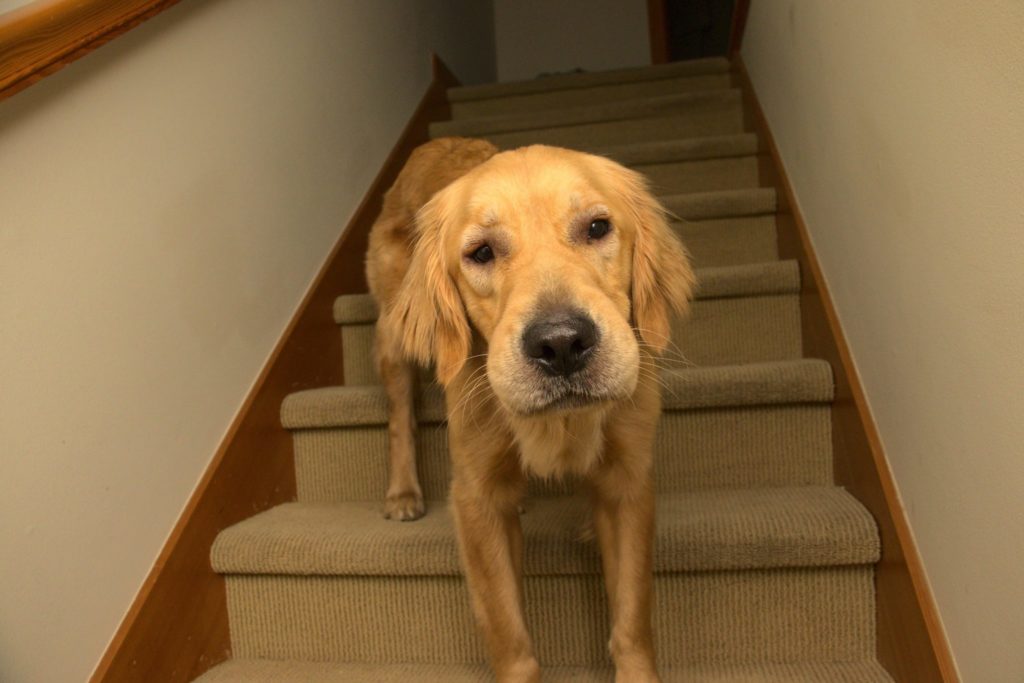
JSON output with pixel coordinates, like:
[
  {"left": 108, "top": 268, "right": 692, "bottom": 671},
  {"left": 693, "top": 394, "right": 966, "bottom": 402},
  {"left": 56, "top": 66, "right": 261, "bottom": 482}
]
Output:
[
  {"left": 367, "top": 138, "right": 694, "bottom": 682},
  {"left": 366, "top": 137, "right": 498, "bottom": 520}
]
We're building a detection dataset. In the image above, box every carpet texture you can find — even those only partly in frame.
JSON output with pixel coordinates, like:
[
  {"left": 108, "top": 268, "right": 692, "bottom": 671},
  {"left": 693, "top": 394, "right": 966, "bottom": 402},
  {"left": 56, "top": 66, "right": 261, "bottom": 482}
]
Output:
[
  {"left": 289, "top": 402, "right": 831, "bottom": 502},
  {"left": 213, "top": 487, "right": 877, "bottom": 576},
  {"left": 450, "top": 73, "right": 734, "bottom": 120},
  {"left": 447, "top": 57, "right": 731, "bottom": 103},
  {"left": 483, "top": 111, "right": 746, "bottom": 151},
  {"left": 593, "top": 133, "right": 759, "bottom": 166},
  {"left": 197, "top": 58, "right": 893, "bottom": 681},
  {"left": 432, "top": 90, "right": 741, "bottom": 138},
  {"left": 197, "top": 659, "right": 892, "bottom": 682},
  {"left": 221, "top": 568, "right": 875, "bottom": 665}
]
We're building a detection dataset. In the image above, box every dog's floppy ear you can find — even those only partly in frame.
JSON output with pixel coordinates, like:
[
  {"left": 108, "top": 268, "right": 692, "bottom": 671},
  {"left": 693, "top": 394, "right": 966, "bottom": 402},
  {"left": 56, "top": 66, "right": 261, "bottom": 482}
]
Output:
[
  {"left": 382, "top": 189, "right": 471, "bottom": 385},
  {"left": 608, "top": 162, "right": 696, "bottom": 354}
]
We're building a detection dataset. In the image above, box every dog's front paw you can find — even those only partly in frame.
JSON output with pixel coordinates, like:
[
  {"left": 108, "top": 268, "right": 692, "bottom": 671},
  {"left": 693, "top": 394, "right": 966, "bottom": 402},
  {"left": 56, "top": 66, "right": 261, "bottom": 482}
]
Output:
[{"left": 384, "top": 491, "right": 426, "bottom": 521}]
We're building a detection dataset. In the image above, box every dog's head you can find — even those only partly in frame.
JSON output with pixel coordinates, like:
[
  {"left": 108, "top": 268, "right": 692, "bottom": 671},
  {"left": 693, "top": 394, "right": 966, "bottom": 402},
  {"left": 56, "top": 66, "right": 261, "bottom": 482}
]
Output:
[{"left": 385, "top": 145, "right": 694, "bottom": 415}]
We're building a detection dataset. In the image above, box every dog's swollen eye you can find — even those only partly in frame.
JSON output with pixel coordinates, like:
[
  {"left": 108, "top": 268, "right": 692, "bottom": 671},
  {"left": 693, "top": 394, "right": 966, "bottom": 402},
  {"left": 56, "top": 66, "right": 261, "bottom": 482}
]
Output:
[
  {"left": 468, "top": 243, "right": 495, "bottom": 264},
  {"left": 588, "top": 219, "right": 612, "bottom": 241}
]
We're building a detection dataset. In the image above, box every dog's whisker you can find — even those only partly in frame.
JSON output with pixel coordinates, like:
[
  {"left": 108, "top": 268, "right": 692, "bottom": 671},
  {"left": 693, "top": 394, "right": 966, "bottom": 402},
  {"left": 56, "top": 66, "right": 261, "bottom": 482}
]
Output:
[
  {"left": 450, "top": 372, "right": 487, "bottom": 426},
  {"left": 634, "top": 364, "right": 678, "bottom": 398},
  {"left": 456, "top": 374, "right": 492, "bottom": 428},
  {"left": 632, "top": 328, "right": 693, "bottom": 367}
]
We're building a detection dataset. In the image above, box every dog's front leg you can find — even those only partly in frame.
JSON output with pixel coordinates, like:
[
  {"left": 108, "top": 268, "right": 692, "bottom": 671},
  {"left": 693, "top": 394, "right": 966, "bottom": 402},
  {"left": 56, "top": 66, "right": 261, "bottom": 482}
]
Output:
[
  {"left": 375, "top": 318, "right": 425, "bottom": 521},
  {"left": 450, "top": 470, "right": 538, "bottom": 682},
  {"left": 592, "top": 430, "right": 661, "bottom": 683}
]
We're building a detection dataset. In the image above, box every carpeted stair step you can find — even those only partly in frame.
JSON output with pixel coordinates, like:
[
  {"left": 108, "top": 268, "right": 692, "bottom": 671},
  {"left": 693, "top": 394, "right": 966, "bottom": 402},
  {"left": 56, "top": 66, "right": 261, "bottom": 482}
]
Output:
[
  {"left": 334, "top": 258, "right": 798, "bottom": 385},
  {"left": 472, "top": 98, "right": 747, "bottom": 151},
  {"left": 283, "top": 360, "right": 833, "bottom": 502},
  {"left": 679, "top": 215, "right": 778, "bottom": 268},
  {"left": 195, "top": 658, "right": 894, "bottom": 682},
  {"left": 592, "top": 133, "right": 760, "bottom": 166},
  {"left": 213, "top": 487, "right": 877, "bottom": 576},
  {"left": 431, "top": 90, "right": 741, "bottom": 139},
  {"left": 211, "top": 486, "right": 878, "bottom": 666},
  {"left": 450, "top": 71, "right": 735, "bottom": 120},
  {"left": 661, "top": 187, "right": 776, "bottom": 220},
  {"left": 630, "top": 154, "right": 763, "bottom": 194},
  {"left": 448, "top": 57, "right": 731, "bottom": 104}
]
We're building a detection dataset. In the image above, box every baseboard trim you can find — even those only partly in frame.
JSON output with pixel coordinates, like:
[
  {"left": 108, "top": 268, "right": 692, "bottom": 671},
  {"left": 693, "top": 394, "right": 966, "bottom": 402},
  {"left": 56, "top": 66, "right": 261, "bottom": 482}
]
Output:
[
  {"left": 733, "top": 56, "right": 959, "bottom": 683},
  {"left": 88, "top": 53, "right": 459, "bottom": 683}
]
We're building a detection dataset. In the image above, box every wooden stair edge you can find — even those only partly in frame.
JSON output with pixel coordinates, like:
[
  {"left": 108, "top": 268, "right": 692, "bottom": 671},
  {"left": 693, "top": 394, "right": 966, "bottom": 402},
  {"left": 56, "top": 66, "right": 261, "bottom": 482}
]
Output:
[
  {"left": 732, "top": 55, "right": 960, "bottom": 683},
  {"left": 88, "top": 52, "right": 458, "bottom": 683}
]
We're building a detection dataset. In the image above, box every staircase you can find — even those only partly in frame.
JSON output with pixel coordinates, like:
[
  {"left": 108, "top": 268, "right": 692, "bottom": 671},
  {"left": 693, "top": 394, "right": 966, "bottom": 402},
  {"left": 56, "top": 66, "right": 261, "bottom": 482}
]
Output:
[{"left": 195, "top": 57, "right": 894, "bottom": 682}]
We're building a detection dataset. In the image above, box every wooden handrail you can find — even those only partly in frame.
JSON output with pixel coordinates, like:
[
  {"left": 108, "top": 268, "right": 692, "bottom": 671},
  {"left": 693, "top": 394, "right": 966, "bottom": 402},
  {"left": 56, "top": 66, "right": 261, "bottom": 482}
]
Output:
[{"left": 0, "top": 0, "right": 183, "bottom": 103}]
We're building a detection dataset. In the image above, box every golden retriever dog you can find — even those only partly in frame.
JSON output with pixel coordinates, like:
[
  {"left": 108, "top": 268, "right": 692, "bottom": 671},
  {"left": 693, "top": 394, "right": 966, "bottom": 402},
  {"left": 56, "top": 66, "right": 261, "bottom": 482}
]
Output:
[{"left": 368, "top": 137, "right": 694, "bottom": 682}]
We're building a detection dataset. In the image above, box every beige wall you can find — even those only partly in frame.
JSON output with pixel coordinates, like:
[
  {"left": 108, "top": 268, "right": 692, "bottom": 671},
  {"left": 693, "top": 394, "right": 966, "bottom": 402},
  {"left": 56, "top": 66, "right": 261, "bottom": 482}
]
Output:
[
  {"left": 0, "top": 1, "right": 494, "bottom": 681},
  {"left": 493, "top": 0, "right": 650, "bottom": 82},
  {"left": 0, "top": 0, "right": 33, "bottom": 14},
  {"left": 742, "top": 2, "right": 1024, "bottom": 681}
]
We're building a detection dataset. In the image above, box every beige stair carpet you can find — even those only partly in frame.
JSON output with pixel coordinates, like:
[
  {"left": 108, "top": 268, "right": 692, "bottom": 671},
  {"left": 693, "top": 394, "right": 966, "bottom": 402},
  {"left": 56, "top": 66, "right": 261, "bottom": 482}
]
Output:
[
  {"left": 449, "top": 72, "right": 735, "bottom": 119},
  {"left": 447, "top": 57, "right": 732, "bottom": 103},
  {"left": 196, "top": 59, "right": 894, "bottom": 681},
  {"left": 197, "top": 658, "right": 892, "bottom": 682},
  {"left": 282, "top": 359, "right": 833, "bottom": 503}
]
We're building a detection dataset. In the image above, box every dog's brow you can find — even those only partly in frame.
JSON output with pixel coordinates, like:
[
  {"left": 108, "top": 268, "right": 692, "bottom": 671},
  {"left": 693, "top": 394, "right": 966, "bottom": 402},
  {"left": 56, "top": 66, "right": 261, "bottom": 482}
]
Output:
[
  {"left": 481, "top": 208, "right": 499, "bottom": 227},
  {"left": 572, "top": 203, "right": 611, "bottom": 224}
]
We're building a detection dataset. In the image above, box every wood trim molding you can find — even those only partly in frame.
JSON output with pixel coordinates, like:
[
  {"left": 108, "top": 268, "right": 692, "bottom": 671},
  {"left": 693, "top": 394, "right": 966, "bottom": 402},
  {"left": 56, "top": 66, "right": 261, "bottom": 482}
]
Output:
[
  {"left": 646, "top": 0, "right": 670, "bottom": 65},
  {"left": 0, "top": 0, "right": 183, "bottom": 103},
  {"left": 88, "top": 53, "right": 460, "bottom": 683},
  {"left": 734, "top": 56, "right": 960, "bottom": 683},
  {"left": 728, "top": 0, "right": 751, "bottom": 58}
]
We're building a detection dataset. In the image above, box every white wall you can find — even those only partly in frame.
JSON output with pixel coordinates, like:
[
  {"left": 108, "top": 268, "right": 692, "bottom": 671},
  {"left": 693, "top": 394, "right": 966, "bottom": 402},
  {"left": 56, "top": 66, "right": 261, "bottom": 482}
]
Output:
[
  {"left": 493, "top": 0, "right": 650, "bottom": 82},
  {"left": 742, "top": 2, "right": 1024, "bottom": 681},
  {"left": 0, "top": 1, "right": 494, "bottom": 681}
]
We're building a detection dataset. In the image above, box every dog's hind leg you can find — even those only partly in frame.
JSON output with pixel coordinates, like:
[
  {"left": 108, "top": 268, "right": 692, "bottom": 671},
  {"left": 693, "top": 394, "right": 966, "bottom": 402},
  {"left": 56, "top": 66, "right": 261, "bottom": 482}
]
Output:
[{"left": 376, "top": 318, "right": 425, "bottom": 521}]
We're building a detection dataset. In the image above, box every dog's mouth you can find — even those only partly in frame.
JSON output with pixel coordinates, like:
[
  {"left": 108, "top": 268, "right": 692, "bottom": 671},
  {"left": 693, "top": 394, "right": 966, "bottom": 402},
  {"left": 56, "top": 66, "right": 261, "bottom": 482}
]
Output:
[{"left": 518, "top": 380, "right": 620, "bottom": 416}]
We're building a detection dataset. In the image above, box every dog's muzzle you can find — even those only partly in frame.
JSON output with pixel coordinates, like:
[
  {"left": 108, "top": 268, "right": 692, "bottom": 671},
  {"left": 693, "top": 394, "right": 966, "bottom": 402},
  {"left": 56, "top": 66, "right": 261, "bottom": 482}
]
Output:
[{"left": 521, "top": 311, "right": 598, "bottom": 378}]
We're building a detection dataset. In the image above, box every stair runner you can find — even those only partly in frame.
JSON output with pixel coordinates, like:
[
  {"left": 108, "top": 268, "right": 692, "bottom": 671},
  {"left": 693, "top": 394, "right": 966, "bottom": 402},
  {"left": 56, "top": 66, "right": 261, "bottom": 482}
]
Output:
[{"left": 196, "top": 56, "right": 893, "bottom": 681}]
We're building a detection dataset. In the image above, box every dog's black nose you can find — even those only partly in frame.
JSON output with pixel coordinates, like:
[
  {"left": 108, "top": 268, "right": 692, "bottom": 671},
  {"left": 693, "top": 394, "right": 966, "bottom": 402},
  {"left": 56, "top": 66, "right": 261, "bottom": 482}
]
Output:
[{"left": 523, "top": 314, "right": 598, "bottom": 377}]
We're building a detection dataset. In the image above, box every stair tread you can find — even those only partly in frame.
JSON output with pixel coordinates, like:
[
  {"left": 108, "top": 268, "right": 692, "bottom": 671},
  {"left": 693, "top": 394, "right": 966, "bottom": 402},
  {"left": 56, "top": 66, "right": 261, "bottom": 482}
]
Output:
[
  {"left": 282, "top": 358, "right": 832, "bottom": 429},
  {"left": 334, "top": 258, "right": 795, "bottom": 325},
  {"left": 662, "top": 187, "right": 776, "bottom": 220},
  {"left": 432, "top": 89, "right": 740, "bottom": 138},
  {"left": 594, "top": 133, "right": 760, "bottom": 165},
  {"left": 451, "top": 73, "right": 735, "bottom": 120},
  {"left": 196, "top": 658, "right": 893, "bottom": 682},
  {"left": 212, "top": 485, "right": 878, "bottom": 577},
  {"left": 448, "top": 57, "right": 731, "bottom": 102}
]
